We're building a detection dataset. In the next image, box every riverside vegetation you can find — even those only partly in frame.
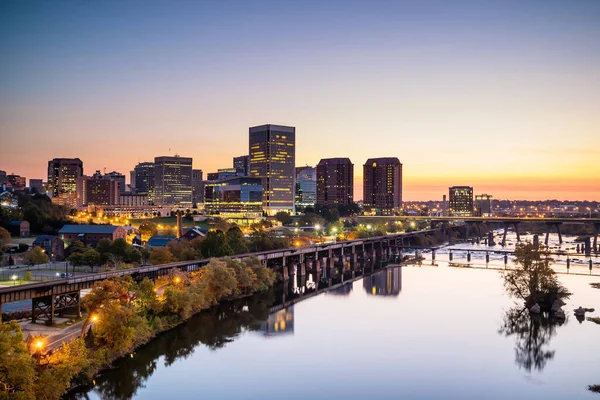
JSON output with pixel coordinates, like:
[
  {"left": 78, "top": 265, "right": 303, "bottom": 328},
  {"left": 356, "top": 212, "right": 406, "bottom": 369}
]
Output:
[{"left": 0, "top": 257, "right": 276, "bottom": 400}]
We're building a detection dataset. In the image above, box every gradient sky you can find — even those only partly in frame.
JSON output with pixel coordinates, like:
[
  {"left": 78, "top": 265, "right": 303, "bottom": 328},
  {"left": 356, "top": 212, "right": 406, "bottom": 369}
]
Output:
[{"left": 1, "top": 0, "right": 599, "bottom": 201}]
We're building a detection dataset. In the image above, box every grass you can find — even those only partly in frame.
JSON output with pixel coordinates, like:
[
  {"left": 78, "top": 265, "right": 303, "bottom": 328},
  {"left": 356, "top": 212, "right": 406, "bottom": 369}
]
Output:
[
  {"left": 0, "top": 279, "right": 34, "bottom": 286},
  {"left": 129, "top": 216, "right": 212, "bottom": 229}
]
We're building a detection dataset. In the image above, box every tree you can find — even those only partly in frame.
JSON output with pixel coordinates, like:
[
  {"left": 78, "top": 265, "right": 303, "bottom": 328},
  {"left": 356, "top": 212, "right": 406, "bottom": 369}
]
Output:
[
  {"left": 226, "top": 226, "right": 248, "bottom": 254},
  {"left": 138, "top": 221, "right": 158, "bottom": 240},
  {"left": 23, "top": 247, "right": 49, "bottom": 268},
  {"left": 0, "top": 226, "right": 10, "bottom": 251},
  {"left": 82, "top": 249, "right": 101, "bottom": 272},
  {"left": 0, "top": 321, "right": 35, "bottom": 397},
  {"left": 502, "top": 242, "right": 571, "bottom": 311},
  {"left": 149, "top": 247, "right": 175, "bottom": 265},
  {"left": 275, "top": 211, "right": 293, "bottom": 225},
  {"left": 201, "top": 259, "right": 238, "bottom": 300},
  {"left": 200, "top": 230, "right": 233, "bottom": 258}
]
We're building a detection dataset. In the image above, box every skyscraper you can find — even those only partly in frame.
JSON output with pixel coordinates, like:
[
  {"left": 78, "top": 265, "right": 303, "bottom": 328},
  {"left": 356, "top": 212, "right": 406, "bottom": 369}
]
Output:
[
  {"left": 316, "top": 158, "right": 354, "bottom": 207},
  {"left": 47, "top": 158, "right": 83, "bottom": 197},
  {"left": 192, "top": 169, "right": 204, "bottom": 206},
  {"left": 233, "top": 155, "right": 250, "bottom": 176},
  {"left": 249, "top": 124, "right": 295, "bottom": 215},
  {"left": 449, "top": 186, "right": 474, "bottom": 216},
  {"left": 133, "top": 162, "right": 155, "bottom": 202},
  {"left": 474, "top": 194, "right": 493, "bottom": 217},
  {"left": 103, "top": 171, "right": 126, "bottom": 193},
  {"left": 153, "top": 156, "right": 193, "bottom": 207},
  {"left": 295, "top": 166, "right": 317, "bottom": 208},
  {"left": 77, "top": 173, "right": 120, "bottom": 206},
  {"left": 363, "top": 157, "right": 402, "bottom": 215}
]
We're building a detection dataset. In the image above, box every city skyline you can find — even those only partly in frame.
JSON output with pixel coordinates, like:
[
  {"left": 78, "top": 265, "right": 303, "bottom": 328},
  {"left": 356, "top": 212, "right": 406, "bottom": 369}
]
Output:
[{"left": 1, "top": 1, "right": 599, "bottom": 201}]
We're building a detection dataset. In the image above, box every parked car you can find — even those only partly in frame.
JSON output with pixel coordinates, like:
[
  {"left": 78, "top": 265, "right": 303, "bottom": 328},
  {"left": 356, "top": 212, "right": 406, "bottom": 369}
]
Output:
[{"left": 60, "top": 273, "right": 73, "bottom": 278}]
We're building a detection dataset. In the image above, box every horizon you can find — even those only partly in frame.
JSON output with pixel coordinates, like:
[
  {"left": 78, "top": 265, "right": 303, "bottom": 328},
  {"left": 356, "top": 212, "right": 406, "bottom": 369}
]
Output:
[{"left": 1, "top": 0, "right": 599, "bottom": 201}]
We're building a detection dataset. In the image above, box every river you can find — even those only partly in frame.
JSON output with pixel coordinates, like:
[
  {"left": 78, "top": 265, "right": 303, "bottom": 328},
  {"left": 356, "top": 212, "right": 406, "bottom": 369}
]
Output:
[{"left": 68, "top": 232, "right": 600, "bottom": 400}]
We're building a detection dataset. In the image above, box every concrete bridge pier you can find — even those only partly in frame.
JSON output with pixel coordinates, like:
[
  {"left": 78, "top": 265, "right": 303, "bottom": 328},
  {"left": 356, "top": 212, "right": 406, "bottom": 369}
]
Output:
[
  {"left": 584, "top": 237, "right": 591, "bottom": 257},
  {"left": 488, "top": 231, "right": 495, "bottom": 246},
  {"left": 282, "top": 264, "right": 289, "bottom": 281},
  {"left": 299, "top": 263, "right": 306, "bottom": 277},
  {"left": 545, "top": 222, "right": 563, "bottom": 245},
  {"left": 593, "top": 223, "right": 600, "bottom": 254}
]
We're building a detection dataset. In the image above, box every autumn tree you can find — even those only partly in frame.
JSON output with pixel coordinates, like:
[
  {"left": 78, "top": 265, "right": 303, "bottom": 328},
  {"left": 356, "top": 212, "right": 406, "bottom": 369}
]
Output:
[
  {"left": 0, "top": 321, "right": 35, "bottom": 397},
  {"left": 0, "top": 226, "right": 11, "bottom": 252},
  {"left": 138, "top": 221, "right": 158, "bottom": 240},
  {"left": 149, "top": 247, "right": 175, "bottom": 265},
  {"left": 23, "top": 246, "right": 49, "bottom": 268}
]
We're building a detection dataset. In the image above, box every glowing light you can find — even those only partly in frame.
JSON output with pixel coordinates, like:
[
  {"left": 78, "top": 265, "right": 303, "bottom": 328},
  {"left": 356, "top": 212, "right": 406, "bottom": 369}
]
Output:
[
  {"left": 91, "top": 314, "right": 99, "bottom": 322},
  {"left": 174, "top": 277, "right": 181, "bottom": 284}
]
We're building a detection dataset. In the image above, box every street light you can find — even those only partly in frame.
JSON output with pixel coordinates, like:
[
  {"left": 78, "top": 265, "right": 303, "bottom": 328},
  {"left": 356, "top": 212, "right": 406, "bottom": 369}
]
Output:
[
  {"left": 11, "top": 275, "right": 17, "bottom": 286},
  {"left": 91, "top": 314, "right": 99, "bottom": 322}
]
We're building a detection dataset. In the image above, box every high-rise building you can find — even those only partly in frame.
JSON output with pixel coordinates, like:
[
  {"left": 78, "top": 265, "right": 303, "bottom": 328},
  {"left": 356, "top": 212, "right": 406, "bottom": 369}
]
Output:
[
  {"left": 204, "top": 176, "right": 263, "bottom": 224},
  {"left": 48, "top": 158, "right": 83, "bottom": 198},
  {"left": 29, "top": 179, "right": 43, "bottom": 193},
  {"left": 295, "top": 166, "right": 317, "bottom": 208},
  {"left": 233, "top": 155, "right": 250, "bottom": 176},
  {"left": 104, "top": 171, "right": 126, "bottom": 194},
  {"left": 77, "top": 173, "right": 120, "bottom": 206},
  {"left": 7, "top": 174, "right": 26, "bottom": 190},
  {"left": 363, "top": 157, "right": 402, "bottom": 215},
  {"left": 133, "top": 162, "right": 155, "bottom": 202},
  {"left": 449, "top": 186, "right": 474, "bottom": 216},
  {"left": 207, "top": 168, "right": 244, "bottom": 182},
  {"left": 474, "top": 194, "right": 493, "bottom": 217},
  {"left": 0, "top": 170, "right": 7, "bottom": 186},
  {"left": 153, "top": 156, "right": 193, "bottom": 207},
  {"left": 249, "top": 124, "right": 295, "bottom": 215},
  {"left": 316, "top": 158, "right": 354, "bottom": 207},
  {"left": 192, "top": 169, "right": 204, "bottom": 206}
]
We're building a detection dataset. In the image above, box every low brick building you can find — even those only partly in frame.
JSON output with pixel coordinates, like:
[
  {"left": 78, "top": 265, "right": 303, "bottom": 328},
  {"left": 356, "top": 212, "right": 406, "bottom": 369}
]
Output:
[
  {"left": 32, "top": 235, "right": 65, "bottom": 261},
  {"left": 8, "top": 220, "right": 30, "bottom": 237},
  {"left": 58, "top": 224, "right": 127, "bottom": 247}
]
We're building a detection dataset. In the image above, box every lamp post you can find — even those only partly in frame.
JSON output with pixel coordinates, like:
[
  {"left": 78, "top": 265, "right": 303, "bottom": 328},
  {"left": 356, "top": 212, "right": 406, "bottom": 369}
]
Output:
[
  {"left": 11, "top": 275, "right": 17, "bottom": 286},
  {"left": 332, "top": 227, "right": 338, "bottom": 242}
]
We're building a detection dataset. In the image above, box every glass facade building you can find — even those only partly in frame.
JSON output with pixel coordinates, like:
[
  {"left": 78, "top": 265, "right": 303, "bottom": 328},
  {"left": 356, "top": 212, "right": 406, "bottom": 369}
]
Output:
[
  {"left": 133, "top": 162, "right": 155, "bottom": 203},
  {"left": 474, "top": 194, "right": 493, "bottom": 217},
  {"left": 153, "top": 156, "right": 193, "bottom": 207},
  {"left": 295, "top": 166, "right": 316, "bottom": 208},
  {"left": 47, "top": 158, "right": 83, "bottom": 198},
  {"left": 249, "top": 124, "right": 295, "bottom": 215},
  {"left": 204, "top": 177, "right": 263, "bottom": 224},
  {"left": 449, "top": 186, "right": 474, "bottom": 216}
]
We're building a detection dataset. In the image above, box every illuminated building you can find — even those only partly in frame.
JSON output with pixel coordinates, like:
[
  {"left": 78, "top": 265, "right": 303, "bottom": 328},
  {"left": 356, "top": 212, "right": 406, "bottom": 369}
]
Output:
[
  {"left": 474, "top": 194, "right": 493, "bottom": 217},
  {"left": 363, "top": 157, "right": 402, "bottom": 215},
  {"left": 204, "top": 176, "right": 263, "bottom": 224},
  {"left": 261, "top": 306, "right": 294, "bottom": 337},
  {"left": 58, "top": 224, "right": 126, "bottom": 247},
  {"left": 133, "top": 162, "right": 155, "bottom": 202},
  {"left": 77, "top": 173, "right": 120, "bottom": 206},
  {"left": 295, "top": 166, "right": 316, "bottom": 208},
  {"left": 449, "top": 186, "right": 474, "bottom": 216},
  {"left": 119, "top": 193, "right": 148, "bottom": 206},
  {"left": 0, "top": 170, "right": 6, "bottom": 185},
  {"left": 207, "top": 168, "right": 244, "bottom": 182},
  {"left": 233, "top": 155, "right": 250, "bottom": 176},
  {"left": 153, "top": 156, "right": 193, "bottom": 207},
  {"left": 316, "top": 158, "right": 354, "bottom": 207},
  {"left": 249, "top": 124, "right": 295, "bottom": 215},
  {"left": 47, "top": 158, "right": 83, "bottom": 198},
  {"left": 192, "top": 169, "right": 204, "bottom": 206},
  {"left": 103, "top": 171, "right": 126, "bottom": 193},
  {"left": 7, "top": 174, "right": 26, "bottom": 190},
  {"left": 363, "top": 267, "right": 402, "bottom": 296}
]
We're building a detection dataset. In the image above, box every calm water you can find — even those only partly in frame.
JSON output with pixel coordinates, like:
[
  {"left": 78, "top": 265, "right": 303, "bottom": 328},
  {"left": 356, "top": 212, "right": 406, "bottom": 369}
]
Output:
[{"left": 69, "top": 240, "right": 600, "bottom": 400}]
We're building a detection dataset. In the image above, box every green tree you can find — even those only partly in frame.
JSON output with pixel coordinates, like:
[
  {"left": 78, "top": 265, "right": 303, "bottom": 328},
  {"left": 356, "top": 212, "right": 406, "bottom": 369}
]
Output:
[
  {"left": 82, "top": 249, "right": 101, "bottom": 272},
  {"left": 0, "top": 321, "right": 35, "bottom": 397},
  {"left": 24, "top": 271, "right": 32, "bottom": 281},
  {"left": 149, "top": 247, "right": 175, "bottom": 265},
  {"left": 200, "top": 230, "right": 233, "bottom": 258},
  {"left": 201, "top": 259, "right": 237, "bottom": 300},
  {"left": 274, "top": 211, "right": 293, "bottom": 225},
  {"left": 23, "top": 246, "right": 49, "bottom": 267},
  {"left": 502, "top": 242, "right": 571, "bottom": 310},
  {"left": 124, "top": 246, "right": 142, "bottom": 264},
  {"left": 110, "top": 238, "right": 128, "bottom": 259},
  {"left": 226, "top": 226, "right": 248, "bottom": 254}
]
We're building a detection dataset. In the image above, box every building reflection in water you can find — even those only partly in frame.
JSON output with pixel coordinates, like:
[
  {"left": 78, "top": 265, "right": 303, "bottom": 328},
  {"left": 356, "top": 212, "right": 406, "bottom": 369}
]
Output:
[
  {"left": 261, "top": 306, "right": 294, "bottom": 338},
  {"left": 363, "top": 267, "right": 402, "bottom": 297},
  {"left": 327, "top": 284, "right": 353, "bottom": 296}
]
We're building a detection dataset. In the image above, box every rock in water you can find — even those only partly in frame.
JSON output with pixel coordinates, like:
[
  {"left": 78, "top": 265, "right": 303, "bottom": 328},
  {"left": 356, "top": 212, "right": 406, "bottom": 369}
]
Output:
[
  {"left": 574, "top": 307, "right": 586, "bottom": 316},
  {"left": 529, "top": 303, "right": 541, "bottom": 314},
  {"left": 551, "top": 299, "right": 566, "bottom": 313},
  {"left": 554, "top": 309, "right": 566, "bottom": 319}
]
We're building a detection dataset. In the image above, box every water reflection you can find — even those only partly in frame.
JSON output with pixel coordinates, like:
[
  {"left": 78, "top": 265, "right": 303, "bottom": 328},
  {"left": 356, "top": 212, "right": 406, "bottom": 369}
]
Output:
[
  {"left": 363, "top": 267, "right": 402, "bottom": 297},
  {"left": 67, "top": 290, "right": 277, "bottom": 400},
  {"left": 260, "top": 306, "right": 294, "bottom": 338},
  {"left": 498, "top": 307, "right": 567, "bottom": 372}
]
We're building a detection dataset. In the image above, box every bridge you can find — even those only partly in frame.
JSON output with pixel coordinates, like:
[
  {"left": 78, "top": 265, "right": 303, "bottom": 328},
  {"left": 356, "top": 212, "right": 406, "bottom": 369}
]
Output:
[{"left": 0, "top": 230, "right": 435, "bottom": 324}]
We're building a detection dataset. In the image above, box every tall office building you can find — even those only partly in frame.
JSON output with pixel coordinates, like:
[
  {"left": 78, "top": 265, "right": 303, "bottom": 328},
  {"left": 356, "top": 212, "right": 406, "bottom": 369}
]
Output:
[
  {"left": 133, "top": 162, "right": 155, "bottom": 202},
  {"left": 192, "top": 169, "right": 204, "bottom": 206},
  {"left": 47, "top": 158, "right": 83, "bottom": 197},
  {"left": 29, "top": 179, "right": 43, "bottom": 193},
  {"left": 77, "top": 173, "right": 120, "bottom": 206},
  {"left": 233, "top": 155, "right": 250, "bottom": 176},
  {"left": 474, "top": 193, "right": 492, "bottom": 217},
  {"left": 316, "top": 158, "right": 354, "bottom": 207},
  {"left": 204, "top": 176, "right": 263, "bottom": 224},
  {"left": 104, "top": 171, "right": 126, "bottom": 193},
  {"left": 295, "top": 166, "right": 317, "bottom": 208},
  {"left": 0, "top": 170, "right": 7, "bottom": 186},
  {"left": 363, "top": 157, "right": 402, "bottom": 215},
  {"left": 449, "top": 186, "right": 474, "bottom": 216},
  {"left": 7, "top": 175, "right": 26, "bottom": 190},
  {"left": 249, "top": 124, "right": 295, "bottom": 215},
  {"left": 153, "top": 156, "right": 193, "bottom": 207}
]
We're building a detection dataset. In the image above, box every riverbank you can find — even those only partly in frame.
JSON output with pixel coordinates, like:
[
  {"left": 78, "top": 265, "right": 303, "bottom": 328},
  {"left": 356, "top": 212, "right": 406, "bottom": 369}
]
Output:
[{"left": 0, "top": 257, "right": 277, "bottom": 400}]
